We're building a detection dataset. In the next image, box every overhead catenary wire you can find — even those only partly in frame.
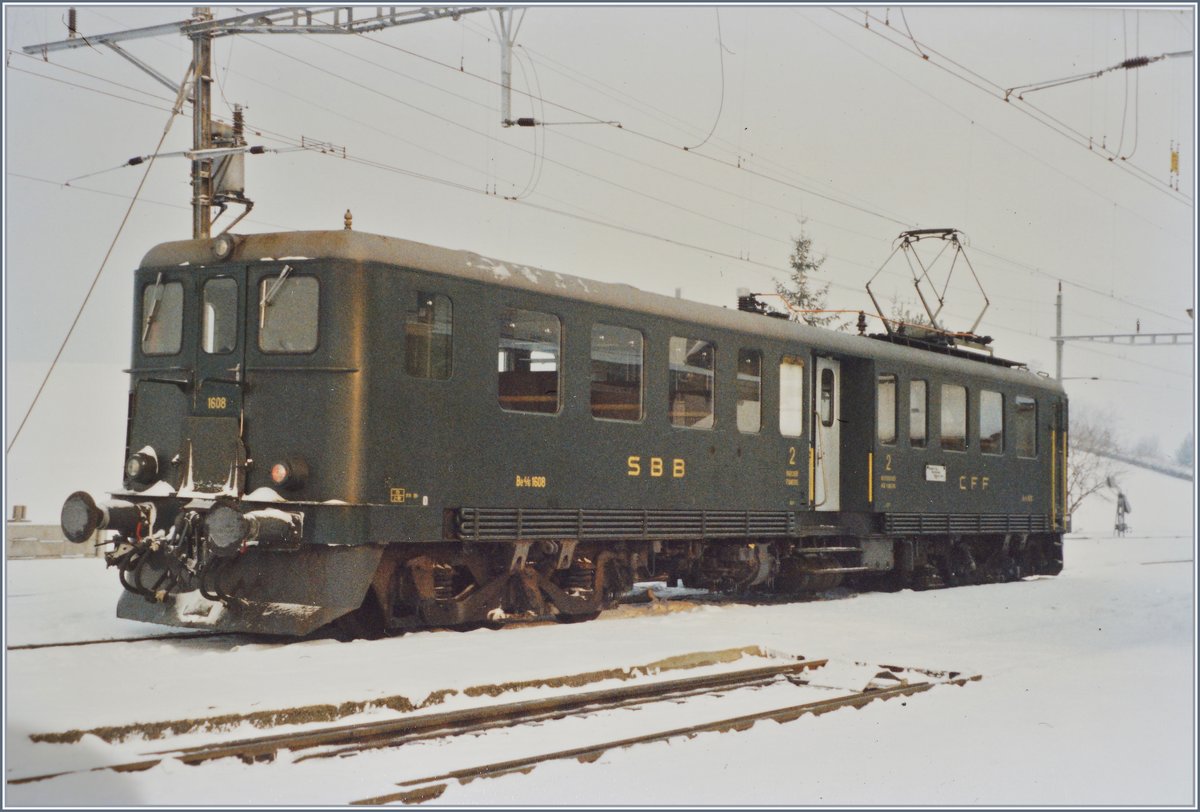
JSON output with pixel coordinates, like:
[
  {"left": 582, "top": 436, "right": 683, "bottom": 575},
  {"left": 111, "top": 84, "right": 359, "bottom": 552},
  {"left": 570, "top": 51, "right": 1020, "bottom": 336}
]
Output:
[
  {"left": 458, "top": 14, "right": 902, "bottom": 222},
  {"left": 347, "top": 17, "right": 1192, "bottom": 324},
  {"left": 1004, "top": 50, "right": 1193, "bottom": 100},
  {"left": 349, "top": 28, "right": 915, "bottom": 227},
  {"left": 840, "top": 7, "right": 1193, "bottom": 204},
  {"left": 243, "top": 37, "right": 825, "bottom": 253},
  {"left": 6, "top": 62, "right": 178, "bottom": 116},
  {"left": 7, "top": 171, "right": 298, "bottom": 231},
  {"left": 12, "top": 31, "right": 1185, "bottom": 332},
  {"left": 801, "top": 11, "right": 1193, "bottom": 249},
  {"left": 11, "top": 10, "right": 1190, "bottom": 352},
  {"left": 7, "top": 65, "right": 192, "bottom": 455},
  {"left": 682, "top": 8, "right": 727, "bottom": 152},
  {"left": 510, "top": 44, "right": 547, "bottom": 200},
  {"left": 237, "top": 35, "right": 1065, "bottom": 314},
  {"left": 8, "top": 71, "right": 1181, "bottom": 391},
  {"left": 6, "top": 20, "right": 1183, "bottom": 414}
]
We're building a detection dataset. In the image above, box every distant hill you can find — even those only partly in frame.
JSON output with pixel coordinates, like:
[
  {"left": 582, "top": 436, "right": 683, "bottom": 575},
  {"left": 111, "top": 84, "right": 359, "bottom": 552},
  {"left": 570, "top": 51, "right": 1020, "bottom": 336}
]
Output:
[
  {"left": 1069, "top": 451, "right": 1195, "bottom": 538},
  {"left": 1092, "top": 449, "right": 1193, "bottom": 482}
]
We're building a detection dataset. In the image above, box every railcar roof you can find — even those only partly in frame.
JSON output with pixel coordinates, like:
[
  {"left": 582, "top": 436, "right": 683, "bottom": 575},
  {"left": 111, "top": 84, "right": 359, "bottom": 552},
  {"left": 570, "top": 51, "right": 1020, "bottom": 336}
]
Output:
[{"left": 141, "top": 230, "right": 1064, "bottom": 394}]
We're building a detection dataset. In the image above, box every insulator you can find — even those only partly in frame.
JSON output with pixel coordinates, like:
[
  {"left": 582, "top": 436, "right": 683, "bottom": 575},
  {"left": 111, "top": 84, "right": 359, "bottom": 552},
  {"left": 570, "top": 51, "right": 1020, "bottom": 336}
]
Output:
[
  {"left": 1120, "top": 56, "right": 1151, "bottom": 70},
  {"left": 232, "top": 106, "right": 244, "bottom": 141},
  {"left": 515, "top": 117, "right": 537, "bottom": 127},
  {"left": 68, "top": 8, "right": 77, "bottom": 37}
]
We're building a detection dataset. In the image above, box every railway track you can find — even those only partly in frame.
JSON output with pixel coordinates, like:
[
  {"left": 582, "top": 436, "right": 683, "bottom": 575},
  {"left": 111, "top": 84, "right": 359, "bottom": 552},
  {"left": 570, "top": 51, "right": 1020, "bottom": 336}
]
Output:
[
  {"left": 5, "top": 631, "right": 231, "bottom": 651},
  {"left": 354, "top": 674, "right": 977, "bottom": 805},
  {"left": 9, "top": 656, "right": 979, "bottom": 800}
]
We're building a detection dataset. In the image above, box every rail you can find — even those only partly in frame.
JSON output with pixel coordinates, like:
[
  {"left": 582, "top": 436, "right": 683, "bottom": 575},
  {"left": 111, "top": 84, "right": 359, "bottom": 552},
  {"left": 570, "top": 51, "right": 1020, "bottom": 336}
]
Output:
[{"left": 9, "top": 656, "right": 978, "bottom": 798}]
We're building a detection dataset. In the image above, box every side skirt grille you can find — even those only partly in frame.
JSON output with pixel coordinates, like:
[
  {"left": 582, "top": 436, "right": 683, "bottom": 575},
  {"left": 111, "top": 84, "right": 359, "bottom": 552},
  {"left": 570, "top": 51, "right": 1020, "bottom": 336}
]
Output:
[
  {"left": 883, "top": 513, "right": 1050, "bottom": 535},
  {"left": 454, "top": 509, "right": 795, "bottom": 542}
]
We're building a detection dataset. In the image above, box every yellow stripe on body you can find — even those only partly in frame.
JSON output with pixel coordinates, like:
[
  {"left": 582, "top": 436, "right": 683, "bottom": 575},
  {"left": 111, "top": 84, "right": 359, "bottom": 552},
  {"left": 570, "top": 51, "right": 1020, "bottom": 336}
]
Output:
[{"left": 868, "top": 452, "right": 873, "bottom": 503}]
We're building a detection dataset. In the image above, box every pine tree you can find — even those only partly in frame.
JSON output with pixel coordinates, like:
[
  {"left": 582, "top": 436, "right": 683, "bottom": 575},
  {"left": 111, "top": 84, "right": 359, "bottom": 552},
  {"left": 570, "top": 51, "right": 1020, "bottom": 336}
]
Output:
[
  {"left": 887, "top": 296, "right": 935, "bottom": 337},
  {"left": 775, "top": 222, "right": 842, "bottom": 329}
]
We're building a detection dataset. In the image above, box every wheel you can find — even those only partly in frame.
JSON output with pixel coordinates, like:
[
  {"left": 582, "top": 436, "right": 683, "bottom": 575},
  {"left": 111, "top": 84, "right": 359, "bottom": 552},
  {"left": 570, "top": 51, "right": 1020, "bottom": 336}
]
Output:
[
  {"left": 944, "top": 545, "right": 977, "bottom": 587},
  {"left": 997, "top": 555, "right": 1020, "bottom": 582},
  {"left": 330, "top": 592, "right": 387, "bottom": 641},
  {"left": 1022, "top": 541, "right": 1048, "bottom": 576}
]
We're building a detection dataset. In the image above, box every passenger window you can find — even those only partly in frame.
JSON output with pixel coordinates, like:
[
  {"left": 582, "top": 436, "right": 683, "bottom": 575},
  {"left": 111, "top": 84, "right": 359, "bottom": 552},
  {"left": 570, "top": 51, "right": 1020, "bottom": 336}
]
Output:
[
  {"left": 779, "top": 356, "right": 804, "bottom": 437},
  {"left": 980, "top": 390, "right": 1004, "bottom": 454},
  {"left": 202, "top": 278, "right": 238, "bottom": 354},
  {"left": 498, "top": 308, "right": 560, "bottom": 414},
  {"left": 669, "top": 336, "right": 714, "bottom": 429},
  {"left": 591, "top": 324, "right": 642, "bottom": 421},
  {"left": 819, "top": 368, "right": 835, "bottom": 427},
  {"left": 405, "top": 292, "right": 452, "bottom": 380},
  {"left": 1014, "top": 395, "right": 1038, "bottom": 458},
  {"left": 910, "top": 379, "right": 927, "bottom": 448},
  {"left": 141, "top": 276, "right": 183, "bottom": 356},
  {"left": 737, "top": 349, "right": 762, "bottom": 433},
  {"left": 258, "top": 274, "right": 319, "bottom": 353},
  {"left": 877, "top": 374, "right": 897, "bottom": 444},
  {"left": 941, "top": 384, "right": 967, "bottom": 451}
]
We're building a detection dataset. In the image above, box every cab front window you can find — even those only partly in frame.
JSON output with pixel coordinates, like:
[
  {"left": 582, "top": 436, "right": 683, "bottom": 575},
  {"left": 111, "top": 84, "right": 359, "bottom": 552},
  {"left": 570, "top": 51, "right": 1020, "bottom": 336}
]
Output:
[
  {"left": 140, "top": 276, "right": 183, "bottom": 356},
  {"left": 259, "top": 272, "right": 319, "bottom": 354}
]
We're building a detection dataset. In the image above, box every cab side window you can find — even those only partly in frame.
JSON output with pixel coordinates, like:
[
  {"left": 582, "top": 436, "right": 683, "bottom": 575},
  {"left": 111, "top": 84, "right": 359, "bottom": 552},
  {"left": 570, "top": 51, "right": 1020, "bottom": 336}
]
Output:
[
  {"left": 1014, "top": 395, "right": 1038, "bottom": 458},
  {"left": 405, "top": 292, "right": 453, "bottom": 379},
  {"left": 736, "top": 349, "right": 762, "bottom": 433},
  {"left": 819, "top": 368, "right": 835, "bottom": 427},
  {"left": 980, "top": 390, "right": 1004, "bottom": 454},
  {"left": 498, "top": 308, "right": 561, "bottom": 414},
  {"left": 877, "top": 374, "right": 897, "bottom": 444},
  {"left": 779, "top": 356, "right": 805, "bottom": 437},
  {"left": 941, "top": 383, "right": 967, "bottom": 451},
  {"left": 591, "top": 324, "right": 643, "bottom": 421},
  {"left": 910, "top": 379, "right": 928, "bottom": 448},
  {"left": 669, "top": 336, "right": 714, "bottom": 429}
]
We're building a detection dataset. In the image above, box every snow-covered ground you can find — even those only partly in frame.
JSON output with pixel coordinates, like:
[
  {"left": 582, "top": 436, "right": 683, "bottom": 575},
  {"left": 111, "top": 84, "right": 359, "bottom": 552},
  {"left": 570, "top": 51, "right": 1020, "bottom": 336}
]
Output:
[{"left": 3, "top": 463, "right": 1194, "bottom": 806}]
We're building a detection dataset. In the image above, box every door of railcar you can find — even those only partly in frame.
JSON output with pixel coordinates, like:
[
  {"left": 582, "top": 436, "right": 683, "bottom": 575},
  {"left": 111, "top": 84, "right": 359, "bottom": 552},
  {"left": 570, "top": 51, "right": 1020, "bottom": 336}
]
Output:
[
  {"left": 187, "top": 266, "right": 248, "bottom": 494},
  {"left": 193, "top": 268, "right": 246, "bottom": 418},
  {"left": 814, "top": 357, "right": 841, "bottom": 511}
]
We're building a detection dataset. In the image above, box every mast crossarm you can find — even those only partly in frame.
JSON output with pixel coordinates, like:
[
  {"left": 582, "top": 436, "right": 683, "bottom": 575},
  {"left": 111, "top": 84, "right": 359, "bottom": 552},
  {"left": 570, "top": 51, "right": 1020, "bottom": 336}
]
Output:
[{"left": 23, "top": 6, "right": 486, "bottom": 54}]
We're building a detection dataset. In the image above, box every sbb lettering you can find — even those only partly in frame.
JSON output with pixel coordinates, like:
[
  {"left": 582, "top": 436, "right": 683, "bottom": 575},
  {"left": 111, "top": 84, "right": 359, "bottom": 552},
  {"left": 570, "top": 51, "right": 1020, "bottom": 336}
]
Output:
[{"left": 626, "top": 455, "right": 686, "bottom": 479}]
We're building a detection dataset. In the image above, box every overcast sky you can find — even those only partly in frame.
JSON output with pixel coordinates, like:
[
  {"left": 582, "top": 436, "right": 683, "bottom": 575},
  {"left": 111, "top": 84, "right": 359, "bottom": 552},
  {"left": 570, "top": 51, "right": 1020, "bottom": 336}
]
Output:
[{"left": 3, "top": 3, "right": 1195, "bottom": 521}]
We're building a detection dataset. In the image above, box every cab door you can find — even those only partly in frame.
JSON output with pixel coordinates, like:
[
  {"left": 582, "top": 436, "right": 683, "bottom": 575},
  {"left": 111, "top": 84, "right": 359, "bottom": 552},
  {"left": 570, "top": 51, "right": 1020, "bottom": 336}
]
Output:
[
  {"left": 814, "top": 357, "right": 841, "bottom": 511},
  {"left": 193, "top": 268, "right": 246, "bottom": 418},
  {"left": 185, "top": 267, "right": 247, "bottom": 495}
]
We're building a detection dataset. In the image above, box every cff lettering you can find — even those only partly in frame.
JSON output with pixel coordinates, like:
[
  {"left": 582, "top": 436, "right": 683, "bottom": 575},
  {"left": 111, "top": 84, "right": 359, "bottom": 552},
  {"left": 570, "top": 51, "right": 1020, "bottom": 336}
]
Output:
[{"left": 958, "top": 475, "right": 990, "bottom": 491}]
